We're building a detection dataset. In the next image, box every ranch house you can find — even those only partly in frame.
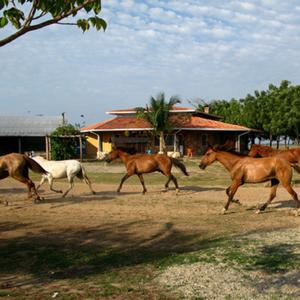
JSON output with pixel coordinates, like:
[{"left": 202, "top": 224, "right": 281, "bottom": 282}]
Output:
[{"left": 81, "top": 106, "right": 254, "bottom": 159}]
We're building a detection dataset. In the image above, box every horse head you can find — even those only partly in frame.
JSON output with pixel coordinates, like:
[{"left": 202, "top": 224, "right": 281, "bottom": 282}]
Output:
[
  {"left": 104, "top": 149, "right": 120, "bottom": 163},
  {"left": 199, "top": 145, "right": 218, "bottom": 169},
  {"left": 248, "top": 144, "right": 261, "bottom": 157}
]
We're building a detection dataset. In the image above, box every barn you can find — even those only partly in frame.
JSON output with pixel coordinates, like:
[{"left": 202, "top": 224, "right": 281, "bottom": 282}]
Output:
[
  {"left": 81, "top": 106, "right": 254, "bottom": 159},
  {"left": 0, "top": 115, "right": 63, "bottom": 155}
]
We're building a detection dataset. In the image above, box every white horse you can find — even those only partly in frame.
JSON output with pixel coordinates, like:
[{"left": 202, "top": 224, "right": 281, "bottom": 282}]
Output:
[{"left": 32, "top": 156, "right": 95, "bottom": 197}]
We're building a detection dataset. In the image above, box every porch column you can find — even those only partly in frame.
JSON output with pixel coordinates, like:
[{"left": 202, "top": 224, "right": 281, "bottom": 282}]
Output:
[
  {"left": 98, "top": 134, "right": 102, "bottom": 152},
  {"left": 45, "top": 136, "right": 49, "bottom": 159},
  {"left": 18, "top": 137, "right": 22, "bottom": 153},
  {"left": 79, "top": 135, "right": 83, "bottom": 161},
  {"left": 173, "top": 133, "right": 177, "bottom": 152}
]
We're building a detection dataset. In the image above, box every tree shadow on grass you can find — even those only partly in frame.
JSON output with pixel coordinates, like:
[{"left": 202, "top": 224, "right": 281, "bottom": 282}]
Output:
[
  {"left": 0, "top": 221, "right": 204, "bottom": 287},
  {"left": 0, "top": 221, "right": 299, "bottom": 296}
]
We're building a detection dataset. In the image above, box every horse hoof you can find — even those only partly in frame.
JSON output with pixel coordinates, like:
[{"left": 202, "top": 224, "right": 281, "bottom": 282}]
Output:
[
  {"left": 232, "top": 199, "right": 241, "bottom": 205},
  {"left": 221, "top": 208, "right": 227, "bottom": 215},
  {"left": 255, "top": 209, "right": 261, "bottom": 214},
  {"left": 289, "top": 209, "right": 300, "bottom": 217},
  {"left": 175, "top": 189, "right": 180, "bottom": 195}
]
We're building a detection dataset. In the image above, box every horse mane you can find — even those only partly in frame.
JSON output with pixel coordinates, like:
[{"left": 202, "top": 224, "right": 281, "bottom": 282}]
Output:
[
  {"left": 114, "top": 147, "right": 138, "bottom": 155},
  {"left": 212, "top": 144, "right": 248, "bottom": 157}
]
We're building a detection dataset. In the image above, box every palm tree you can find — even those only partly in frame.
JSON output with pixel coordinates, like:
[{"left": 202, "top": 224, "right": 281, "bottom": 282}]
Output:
[{"left": 136, "top": 92, "right": 181, "bottom": 154}]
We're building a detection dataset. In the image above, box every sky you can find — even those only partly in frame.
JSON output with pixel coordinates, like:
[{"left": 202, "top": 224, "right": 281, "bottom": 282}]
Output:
[{"left": 1, "top": 0, "right": 300, "bottom": 126}]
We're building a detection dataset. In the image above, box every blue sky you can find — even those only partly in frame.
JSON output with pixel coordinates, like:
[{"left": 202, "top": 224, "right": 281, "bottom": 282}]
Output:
[{"left": 1, "top": 0, "right": 300, "bottom": 126}]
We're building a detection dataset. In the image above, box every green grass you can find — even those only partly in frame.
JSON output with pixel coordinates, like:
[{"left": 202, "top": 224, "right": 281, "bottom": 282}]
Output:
[{"left": 155, "top": 236, "right": 300, "bottom": 274}]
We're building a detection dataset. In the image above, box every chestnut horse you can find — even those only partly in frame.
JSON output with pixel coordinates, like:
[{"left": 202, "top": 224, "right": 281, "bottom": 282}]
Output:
[
  {"left": 105, "top": 149, "right": 189, "bottom": 194},
  {"left": 248, "top": 144, "right": 282, "bottom": 157},
  {"left": 199, "top": 145, "right": 300, "bottom": 214},
  {"left": 248, "top": 144, "right": 300, "bottom": 173},
  {"left": 0, "top": 153, "right": 48, "bottom": 202}
]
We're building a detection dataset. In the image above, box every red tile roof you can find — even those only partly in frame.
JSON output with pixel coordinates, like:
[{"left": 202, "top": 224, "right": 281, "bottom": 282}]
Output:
[
  {"left": 106, "top": 106, "right": 195, "bottom": 115},
  {"left": 81, "top": 115, "right": 250, "bottom": 132},
  {"left": 170, "top": 115, "right": 249, "bottom": 130}
]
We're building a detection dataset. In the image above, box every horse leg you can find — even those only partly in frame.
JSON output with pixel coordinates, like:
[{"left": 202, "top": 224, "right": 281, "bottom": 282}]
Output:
[
  {"left": 83, "top": 174, "right": 96, "bottom": 195},
  {"left": 256, "top": 179, "right": 279, "bottom": 213},
  {"left": 282, "top": 182, "right": 300, "bottom": 209},
  {"left": 36, "top": 175, "right": 46, "bottom": 191},
  {"left": 11, "top": 174, "right": 41, "bottom": 201},
  {"left": 138, "top": 174, "right": 147, "bottom": 194},
  {"left": 169, "top": 173, "right": 179, "bottom": 195},
  {"left": 117, "top": 174, "right": 131, "bottom": 193},
  {"left": 222, "top": 180, "right": 240, "bottom": 214},
  {"left": 62, "top": 176, "right": 74, "bottom": 197},
  {"left": 164, "top": 177, "right": 171, "bottom": 191},
  {"left": 226, "top": 186, "right": 241, "bottom": 205},
  {"left": 48, "top": 175, "right": 63, "bottom": 194}
]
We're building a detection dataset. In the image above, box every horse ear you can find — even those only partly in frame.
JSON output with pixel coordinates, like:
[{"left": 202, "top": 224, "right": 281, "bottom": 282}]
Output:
[{"left": 212, "top": 144, "right": 220, "bottom": 151}]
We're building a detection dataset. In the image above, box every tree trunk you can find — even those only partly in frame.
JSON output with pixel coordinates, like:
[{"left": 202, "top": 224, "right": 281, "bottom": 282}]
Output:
[
  {"left": 295, "top": 126, "right": 299, "bottom": 145},
  {"left": 284, "top": 135, "right": 287, "bottom": 148},
  {"left": 269, "top": 133, "right": 273, "bottom": 147},
  {"left": 159, "top": 132, "right": 165, "bottom": 154},
  {"left": 276, "top": 137, "right": 280, "bottom": 149}
]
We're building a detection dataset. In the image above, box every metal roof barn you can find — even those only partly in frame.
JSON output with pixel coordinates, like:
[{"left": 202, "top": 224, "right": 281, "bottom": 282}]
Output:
[
  {"left": 0, "top": 115, "right": 63, "bottom": 155},
  {"left": 0, "top": 116, "right": 62, "bottom": 137}
]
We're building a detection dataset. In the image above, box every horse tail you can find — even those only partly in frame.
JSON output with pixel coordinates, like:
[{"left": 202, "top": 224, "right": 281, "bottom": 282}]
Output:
[
  {"left": 76, "top": 164, "right": 91, "bottom": 182},
  {"left": 171, "top": 158, "right": 189, "bottom": 176},
  {"left": 23, "top": 155, "right": 48, "bottom": 174},
  {"left": 291, "top": 163, "right": 300, "bottom": 174}
]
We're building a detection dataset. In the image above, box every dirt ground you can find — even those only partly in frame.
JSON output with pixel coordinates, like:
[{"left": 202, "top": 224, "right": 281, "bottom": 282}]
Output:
[{"left": 1, "top": 176, "right": 300, "bottom": 299}]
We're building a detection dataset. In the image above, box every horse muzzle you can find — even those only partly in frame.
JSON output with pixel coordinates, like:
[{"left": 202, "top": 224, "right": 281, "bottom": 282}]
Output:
[{"left": 199, "top": 163, "right": 206, "bottom": 170}]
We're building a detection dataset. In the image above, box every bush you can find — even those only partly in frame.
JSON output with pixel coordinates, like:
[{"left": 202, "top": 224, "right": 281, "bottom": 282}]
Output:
[{"left": 51, "top": 124, "right": 80, "bottom": 160}]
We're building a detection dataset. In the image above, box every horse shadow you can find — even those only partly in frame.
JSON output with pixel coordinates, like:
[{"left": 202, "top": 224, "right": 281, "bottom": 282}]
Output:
[
  {"left": 0, "top": 188, "right": 26, "bottom": 194},
  {"left": 36, "top": 192, "right": 116, "bottom": 206},
  {"left": 180, "top": 186, "right": 225, "bottom": 193},
  {"left": 270, "top": 199, "right": 300, "bottom": 209},
  {"left": 245, "top": 199, "right": 298, "bottom": 213}
]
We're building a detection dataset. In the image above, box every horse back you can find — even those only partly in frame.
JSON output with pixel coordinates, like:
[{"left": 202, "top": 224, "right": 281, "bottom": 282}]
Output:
[
  {"left": 126, "top": 153, "right": 170, "bottom": 174},
  {"left": 234, "top": 156, "right": 282, "bottom": 183}
]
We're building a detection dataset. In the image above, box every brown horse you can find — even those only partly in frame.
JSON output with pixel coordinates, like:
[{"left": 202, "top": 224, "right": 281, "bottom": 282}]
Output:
[
  {"left": 199, "top": 145, "right": 300, "bottom": 214},
  {"left": 248, "top": 144, "right": 300, "bottom": 161},
  {"left": 0, "top": 153, "right": 48, "bottom": 202},
  {"left": 105, "top": 149, "right": 189, "bottom": 194}
]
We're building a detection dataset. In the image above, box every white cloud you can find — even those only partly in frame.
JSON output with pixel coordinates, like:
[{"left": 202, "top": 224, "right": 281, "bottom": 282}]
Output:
[{"left": 1, "top": 0, "right": 300, "bottom": 123}]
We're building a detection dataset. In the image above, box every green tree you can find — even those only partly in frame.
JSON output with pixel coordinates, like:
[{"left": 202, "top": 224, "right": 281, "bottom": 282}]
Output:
[
  {"left": 51, "top": 124, "right": 80, "bottom": 160},
  {"left": 0, "top": 0, "right": 106, "bottom": 47},
  {"left": 136, "top": 92, "right": 181, "bottom": 153}
]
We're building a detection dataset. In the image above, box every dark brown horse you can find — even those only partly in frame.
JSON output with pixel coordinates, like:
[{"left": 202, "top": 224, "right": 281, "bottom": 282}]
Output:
[
  {"left": 0, "top": 153, "right": 48, "bottom": 202},
  {"left": 199, "top": 145, "right": 300, "bottom": 214},
  {"left": 105, "top": 149, "right": 189, "bottom": 194}
]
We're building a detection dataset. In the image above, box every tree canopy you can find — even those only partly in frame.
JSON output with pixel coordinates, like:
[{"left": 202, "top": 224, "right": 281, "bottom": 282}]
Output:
[
  {"left": 0, "top": 0, "right": 106, "bottom": 47},
  {"left": 51, "top": 124, "right": 81, "bottom": 160},
  {"left": 136, "top": 92, "right": 181, "bottom": 153},
  {"left": 196, "top": 80, "right": 300, "bottom": 146}
]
